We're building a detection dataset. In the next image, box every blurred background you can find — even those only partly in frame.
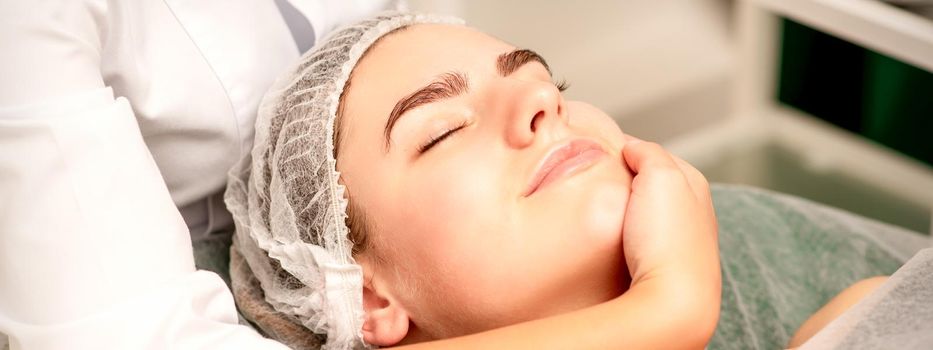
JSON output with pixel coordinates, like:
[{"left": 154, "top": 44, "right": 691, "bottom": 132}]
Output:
[{"left": 409, "top": 0, "right": 933, "bottom": 234}]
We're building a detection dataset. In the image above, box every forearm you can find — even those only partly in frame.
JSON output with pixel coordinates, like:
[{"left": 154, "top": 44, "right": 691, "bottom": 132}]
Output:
[{"left": 396, "top": 278, "right": 717, "bottom": 350}]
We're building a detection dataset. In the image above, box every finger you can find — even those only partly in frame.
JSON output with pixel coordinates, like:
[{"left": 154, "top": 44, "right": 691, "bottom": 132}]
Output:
[
  {"left": 623, "top": 136, "right": 708, "bottom": 205},
  {"left": 622, "top": 140, "right": 696, "bottom": 202},
  {"left": 670, "top": 155, "right": 716, "bottom": 228},
  {"left": 670, "top": 155, "right": 710, "bottom": 203},
  {"left": 621, "top": 139, "right": 681, "bottom": 177},
  {"left": 625, "top": 136, "right": 704, "bottom": 195}
]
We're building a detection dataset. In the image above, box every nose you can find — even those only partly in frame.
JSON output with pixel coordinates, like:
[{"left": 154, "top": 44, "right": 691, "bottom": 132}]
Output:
[{"left": 496, "top": 80, "right": 567, "bottom": 148}]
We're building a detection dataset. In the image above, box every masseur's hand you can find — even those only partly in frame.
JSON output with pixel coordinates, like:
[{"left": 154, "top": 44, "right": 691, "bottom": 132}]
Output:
[{"left": 619, "top": 138, "right": 721, "bottom": 342}]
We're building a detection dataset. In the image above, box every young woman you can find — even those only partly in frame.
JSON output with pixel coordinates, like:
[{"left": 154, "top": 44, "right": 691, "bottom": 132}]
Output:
[{"left": 226, "top": 12, "right": 886, "bottom": 349}]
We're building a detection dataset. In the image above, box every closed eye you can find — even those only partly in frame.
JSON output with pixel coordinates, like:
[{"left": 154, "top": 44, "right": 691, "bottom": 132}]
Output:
[
  {"left": 554, "top": 79, "right": 570, "bottom": 92},
  {"left": 418, "top": 121, "right": 469, "bottom": 154},
  {"left": 416, "top": 78, "right": 564, "bottom": 155}
]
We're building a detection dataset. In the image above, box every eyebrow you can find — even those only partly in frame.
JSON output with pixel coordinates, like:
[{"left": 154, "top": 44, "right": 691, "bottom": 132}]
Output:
[
  {"left": 383, "top": 49, "right": 553, "bottom": 152},
  {"left": 497, "top": 49, "right": 552, "bottom": 77}
]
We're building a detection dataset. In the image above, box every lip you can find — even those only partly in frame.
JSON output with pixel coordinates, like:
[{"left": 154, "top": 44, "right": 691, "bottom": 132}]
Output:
[{"left": 523, "top": 138, "right": 608, "bottom": 197}]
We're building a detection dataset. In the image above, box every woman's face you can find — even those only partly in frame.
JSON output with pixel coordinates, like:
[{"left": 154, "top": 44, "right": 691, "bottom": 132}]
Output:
[{"left": 337, "top": 24, "right": 634, "bottom": 343}]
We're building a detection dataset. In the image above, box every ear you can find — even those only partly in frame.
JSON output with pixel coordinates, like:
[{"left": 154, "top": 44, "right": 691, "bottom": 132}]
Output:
[{"left": 361, "top": 272, "right": 410, "bottom": 346}]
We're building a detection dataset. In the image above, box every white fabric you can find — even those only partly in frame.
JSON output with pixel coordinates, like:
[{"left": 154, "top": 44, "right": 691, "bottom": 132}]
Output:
[
  {"left": 800, "top": 248, "right": 933, "bottom": 350},
  {"left": 225, "top": 12, "right": 461, "bottom": 350},
  {"left": 0, "top": 0, "right": 393, "bottom": 348}
]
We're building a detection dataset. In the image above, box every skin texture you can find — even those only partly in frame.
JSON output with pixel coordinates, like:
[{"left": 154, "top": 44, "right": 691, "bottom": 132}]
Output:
[{"left": 336, "top": 24, "right": 636, "bottom": 345}]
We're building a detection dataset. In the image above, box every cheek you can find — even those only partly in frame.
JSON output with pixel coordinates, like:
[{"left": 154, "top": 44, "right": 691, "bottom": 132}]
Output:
[
  {"left": 566, "top": 101, "right": 628, "bottom": 153},
  {"left": 393, "top": 152, "right": 508, "bottom": 276},
  {"left": 384, "top": 154, "right": 513, "bottom": 331}
]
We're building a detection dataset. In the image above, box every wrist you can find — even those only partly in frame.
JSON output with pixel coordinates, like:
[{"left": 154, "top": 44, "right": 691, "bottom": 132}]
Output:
[{"left": 626, "top": 271, "right": 721, "bottom": 348}]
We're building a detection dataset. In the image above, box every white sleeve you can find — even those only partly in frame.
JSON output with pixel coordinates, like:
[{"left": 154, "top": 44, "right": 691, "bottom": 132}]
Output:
[
  {"left": 288, "top": 0, "right": 401, "bottom": 44},
  {"left": 0, "top": 2, "right": 288, "bottom": 349}
]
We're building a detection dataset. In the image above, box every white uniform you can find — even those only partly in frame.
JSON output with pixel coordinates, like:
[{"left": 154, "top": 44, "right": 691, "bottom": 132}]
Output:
[{"left": 0, "top": 1, "right": 394, "bottom": 348}]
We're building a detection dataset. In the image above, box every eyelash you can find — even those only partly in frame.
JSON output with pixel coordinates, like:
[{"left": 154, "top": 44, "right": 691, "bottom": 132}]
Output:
[
  {"left": 554, "top": 79, "right": 570, "bottom": 92},
  {"left": 415, "top": 80, "right": 568, "bottom": 154},
  {"left": 418, "top": 120, "right": 469, "bottom": 154}
]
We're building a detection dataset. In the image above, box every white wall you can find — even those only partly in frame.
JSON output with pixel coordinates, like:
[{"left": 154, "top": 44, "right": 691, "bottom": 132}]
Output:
[{"left": 407, "top": 0, "right": 735, "bottom": 142}]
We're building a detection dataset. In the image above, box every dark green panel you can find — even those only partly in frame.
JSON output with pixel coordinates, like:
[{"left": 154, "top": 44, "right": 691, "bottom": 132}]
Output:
[{"left": 777, "top": 18, "right": 933, "bottom": 166}]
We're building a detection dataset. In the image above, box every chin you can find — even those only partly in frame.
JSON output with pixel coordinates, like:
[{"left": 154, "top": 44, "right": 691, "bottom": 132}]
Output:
[
  {"left": 576, "top": 180, "right": 632, "bottom": 297},
  {"left": 568, "top": 160, "right": 631, "bottom": 245}
]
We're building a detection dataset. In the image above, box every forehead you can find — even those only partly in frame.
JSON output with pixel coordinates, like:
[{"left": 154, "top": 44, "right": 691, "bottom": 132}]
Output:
[
  {"left": 337, "top": 24, "right": 516, "bottom": 157},
  {"left": 348, "top": 23, "right": 514, "bottom": 98}
]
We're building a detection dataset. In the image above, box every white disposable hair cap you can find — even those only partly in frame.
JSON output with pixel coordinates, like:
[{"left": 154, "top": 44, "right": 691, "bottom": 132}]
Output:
[{"left": 225, "top": 11, "right": 464, "bottom": 350}]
